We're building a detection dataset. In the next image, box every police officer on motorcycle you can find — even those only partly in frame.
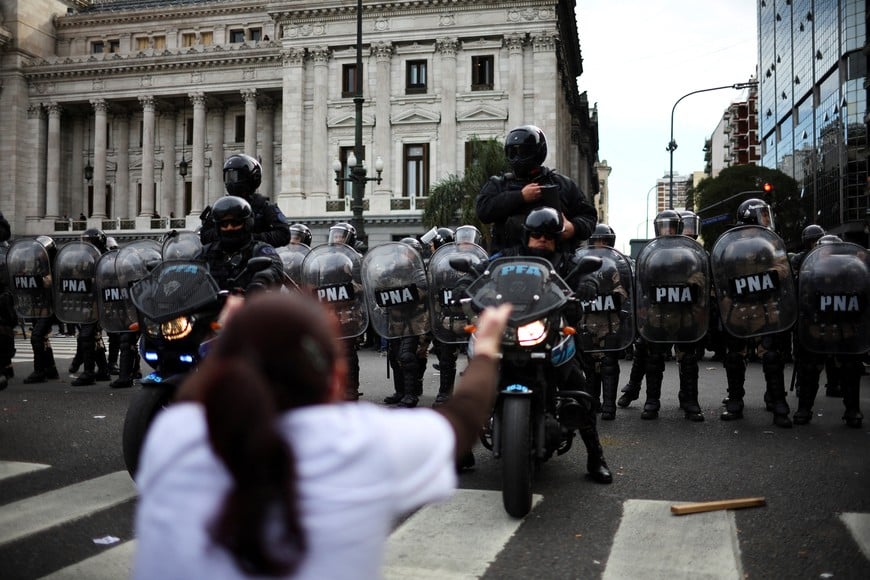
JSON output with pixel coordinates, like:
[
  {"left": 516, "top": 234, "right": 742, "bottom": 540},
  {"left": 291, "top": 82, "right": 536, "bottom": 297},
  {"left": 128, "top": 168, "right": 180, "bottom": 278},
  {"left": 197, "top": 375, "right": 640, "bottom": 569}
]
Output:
[
  {"left": 197, "top": 196, "right": 284, "bottom": 293},
  {"left": 200, "top": 154, "right": 291, "bottom": 249},
  {"left": 499, "top": 207, "right": 612, "bottom": 483},
  {"left": 476, "top": 125, "right": 597, "bottom": 254}
]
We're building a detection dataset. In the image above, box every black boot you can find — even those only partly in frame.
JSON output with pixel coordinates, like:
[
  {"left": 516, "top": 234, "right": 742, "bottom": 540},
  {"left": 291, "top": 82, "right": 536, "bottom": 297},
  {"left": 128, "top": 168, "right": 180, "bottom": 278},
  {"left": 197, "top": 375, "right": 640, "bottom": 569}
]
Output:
[
  {"left": 841, "top": 360, "right": 863, "bottom": 428},
  {"left": 617, "top": 383, "right": 640, "bottom": 408},
  {"left": 640, "top": 357, "right": 663, "bottom": 420},
  {"left": 43, "top": 347, "right": 59, "bottom": 379},
  {"left": 600, "top": 373, "right": 618, "bottom": 421},
  {"left": 720, "top": 353, "right": 746, "bottom": 421},
  {"left": 580, "top": 428, "right": 612, "bottom": 484},
  {"left": 763, "top": 358, "right": 792, "bottom": 428}
]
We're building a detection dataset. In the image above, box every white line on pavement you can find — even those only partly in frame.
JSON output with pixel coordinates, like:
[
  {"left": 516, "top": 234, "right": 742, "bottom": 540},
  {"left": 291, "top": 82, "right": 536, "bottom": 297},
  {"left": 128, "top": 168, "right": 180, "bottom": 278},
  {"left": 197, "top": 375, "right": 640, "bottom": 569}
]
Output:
[
  {"left": 0, "top": 460, "right": 50, "bottom": 482},
  {"left": 40, "top": 541, "right": 136, "bottom": 580},
  {"left": 840, "top": 512, "right": 870, "bottom": 561}
]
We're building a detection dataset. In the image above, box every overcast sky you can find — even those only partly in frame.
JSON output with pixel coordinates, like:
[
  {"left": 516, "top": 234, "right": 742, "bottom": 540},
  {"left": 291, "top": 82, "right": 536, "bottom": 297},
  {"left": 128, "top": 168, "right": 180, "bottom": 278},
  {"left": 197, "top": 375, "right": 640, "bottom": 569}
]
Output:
[{"left": 575, "top": 0, "right": 758, "bottom": 252}]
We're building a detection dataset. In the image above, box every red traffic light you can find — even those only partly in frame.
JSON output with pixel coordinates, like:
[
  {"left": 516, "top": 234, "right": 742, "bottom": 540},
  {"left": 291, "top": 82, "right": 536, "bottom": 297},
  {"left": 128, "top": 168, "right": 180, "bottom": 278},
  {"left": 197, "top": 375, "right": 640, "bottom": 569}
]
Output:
[{"left": 762, "top": 182, "right": 774, "bottom": 194}]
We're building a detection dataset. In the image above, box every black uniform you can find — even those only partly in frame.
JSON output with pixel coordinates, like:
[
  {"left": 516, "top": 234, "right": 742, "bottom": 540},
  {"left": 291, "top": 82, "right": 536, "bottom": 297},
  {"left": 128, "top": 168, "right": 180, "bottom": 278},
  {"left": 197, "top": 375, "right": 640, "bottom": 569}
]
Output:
[{"left": 200, "top": 192, "right": 291, "bottom": 249}]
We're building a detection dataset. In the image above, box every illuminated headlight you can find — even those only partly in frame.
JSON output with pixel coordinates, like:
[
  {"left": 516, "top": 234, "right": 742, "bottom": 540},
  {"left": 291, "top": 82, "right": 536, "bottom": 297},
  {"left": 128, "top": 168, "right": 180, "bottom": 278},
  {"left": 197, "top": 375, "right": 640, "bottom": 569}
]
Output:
[
  {"left": 517, "top": 319, "right": 547, "bottom": 346},
  {"left": 160, "top": 316, "right": 193, "bottom": 340}
]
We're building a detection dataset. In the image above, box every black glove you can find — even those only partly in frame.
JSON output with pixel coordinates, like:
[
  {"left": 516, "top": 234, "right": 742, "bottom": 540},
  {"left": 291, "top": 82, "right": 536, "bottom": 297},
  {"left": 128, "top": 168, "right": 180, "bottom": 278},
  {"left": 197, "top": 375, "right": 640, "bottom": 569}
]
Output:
[
  {"left": 246, "top": 271, "right": 274, "bottom": 295},
  {"left": 573, "top": 279, "right": 598, "bottom": 303}
]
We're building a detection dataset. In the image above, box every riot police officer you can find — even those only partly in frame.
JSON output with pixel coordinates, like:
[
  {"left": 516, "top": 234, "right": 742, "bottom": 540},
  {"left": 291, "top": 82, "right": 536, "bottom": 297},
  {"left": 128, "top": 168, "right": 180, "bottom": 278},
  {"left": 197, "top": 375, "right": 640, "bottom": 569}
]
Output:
[
  {"left": 200, "top": 154, "right": 291, "bottom": 248},
  {"left": 21, "top": 236, "right": 60, "bottom": 384},
  {"left": 197, "top": 196, "right": 284, "bottom": 293},
  {"left": 70, "top": 228, "right": 111, "bottom": 387},
  {"left": 718, "top": 199, "right": 793, "bottom": 427},
  {"left": 454, "top": 224, "right": 483, "bottom": 246},
  {"left": 327, "top": 222, "right": 365, "bottom": 401},
  {"left": 476, "top": 125, "right": 597, "bottom": 254},
  {"left": 289, "top": 223, "right": 312, "bottom": 247},
  {"left": 0, "top": 213, "right": 15, "bottom": 389}
]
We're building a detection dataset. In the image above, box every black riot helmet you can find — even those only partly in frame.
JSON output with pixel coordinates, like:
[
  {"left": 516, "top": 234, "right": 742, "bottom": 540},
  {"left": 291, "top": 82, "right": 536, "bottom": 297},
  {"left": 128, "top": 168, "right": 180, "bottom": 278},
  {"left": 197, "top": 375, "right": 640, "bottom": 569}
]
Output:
[
  {"left": 736, "top": 198, "right": 774, "bottom": 229},
  {"left": 211, "top": 195, "right": 254, "bottom": 251},
  {"left": 289, "top": 223, "right": 312, "bottom": 246},
  {"left": 436, "top": 227, "right": 455, "bottom": 247},
  {"left": 801, "top": 224, "right": 825, "bottom": 249},
  {"left": 36, "top": 235, "right": 57, "bottom": 261},
  {"left": 523, "top": 206, "right": 563, "bottom": 243},
  {"left": 328, "top": 222, "right": 356, "bottom": 247},
  {"left": 678, "top": 210, "right": 700, "bottom": 240},
  {"left": 223, "top": 154, "right": 262, "bottom": 199},
  {"left": 106, "top": 236, "right": 120, "bottom": 251},
  {"left": 400, "top": 236, "right": 424, "bottom": 255},
  {"left": 817, "top": 234, "right": 843, "bottom": 245},
  {"left": 81, "top": 228, "right": 108, "bottom": 252},
  {"left": 653, "top": 210, "right": 683, "bottom": 237},
  {"left": 455, "top": 224, "right": 482, "bottom": 245},
  {"left": 590, "top": 223, "right": 616, "bottom": 248},
  {"left": 504, "top": 125, "right": 548, "bottom": 178}
]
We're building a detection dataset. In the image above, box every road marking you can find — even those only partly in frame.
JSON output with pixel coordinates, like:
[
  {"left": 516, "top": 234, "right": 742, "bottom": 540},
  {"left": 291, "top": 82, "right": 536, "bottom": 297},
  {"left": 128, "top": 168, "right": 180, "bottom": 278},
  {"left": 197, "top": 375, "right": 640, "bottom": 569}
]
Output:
[
  {"left": 603, "top": 499, "right": 743, "bottom": 580},
  {"left": 0, "top": 471, "right": 137, "bottom": 547},
  {"left": 40, "top": 541, "right": 136, "bottom": 580},
  {"left": 840, "top": 512, "right": 870, "bottom": 561},
  {"left": 0, "top": 460, "right": 50, "bottom": 482},
  {"left": 384, "top": 488, "right": 542, "bottom": 579}
]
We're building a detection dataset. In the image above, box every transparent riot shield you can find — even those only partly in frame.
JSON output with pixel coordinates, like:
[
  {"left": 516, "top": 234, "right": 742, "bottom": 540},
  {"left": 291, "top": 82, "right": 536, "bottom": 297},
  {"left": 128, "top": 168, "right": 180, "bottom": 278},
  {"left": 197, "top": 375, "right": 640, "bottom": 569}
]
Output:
[
  {"left": 362, "top": 242, "right": 430, "bottom": 339},
  {"left": 96, "top": 250, "right": 139, "bottom": 332},
  {"left": 635, "top": 236, "right": 710, "bottom": 343},
  {"left": 574, "top": 246, "right": 636, "bottom": 351},
  {"left": 277, "top": 243, "right": 310, "bottom": 286},
  {"left": 711, "top": 225, "right": 797, "bottom": 338},
  {"left": 6, "top": 239, "right": 53, "bottom": 318},
  {"left": 426, "top": 242, "right": 489, "bottom": 344},
  {"left": 162, "top": 230, "right": 202, "bottom": 261},
  {"left": 301, "top": 244, "right": 368, "bottom": 339},
  {"left": 797, "top": 241, "right": 869, "bottom": 354},
  {"left": 53, "top": 241, "right": 102, "bottom": 324}
]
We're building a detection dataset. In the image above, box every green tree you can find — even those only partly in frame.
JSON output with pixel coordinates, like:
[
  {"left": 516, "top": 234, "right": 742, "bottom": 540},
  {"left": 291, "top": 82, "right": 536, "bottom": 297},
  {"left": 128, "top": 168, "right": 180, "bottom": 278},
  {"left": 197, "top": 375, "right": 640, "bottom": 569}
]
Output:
[
  {"left": 694, "top": 165, "right": 807, "bottom": 252},
  {"left": 422, "top": 137, "right": 509, "bottom": 245}
]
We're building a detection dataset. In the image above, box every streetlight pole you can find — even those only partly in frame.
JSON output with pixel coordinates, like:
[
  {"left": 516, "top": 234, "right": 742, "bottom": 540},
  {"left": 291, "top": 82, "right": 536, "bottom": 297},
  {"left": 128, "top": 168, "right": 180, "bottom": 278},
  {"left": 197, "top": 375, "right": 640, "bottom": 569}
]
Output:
[
  {"left": 333, "top": 0, "right": 383, "bottom": 246},
  {"left": 667, "top": 81, "right": 757, "bottom": 209},
  {"left": 645, "top": 183, "right": 656, "bottom": 239}
]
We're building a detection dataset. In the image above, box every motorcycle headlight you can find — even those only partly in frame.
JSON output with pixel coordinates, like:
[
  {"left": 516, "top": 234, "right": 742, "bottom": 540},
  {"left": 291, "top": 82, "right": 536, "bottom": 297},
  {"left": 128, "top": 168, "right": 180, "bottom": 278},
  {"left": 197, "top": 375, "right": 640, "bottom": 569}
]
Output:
[
  {"left": 517, "top": 319, "right": 547, "bottom": 346},
  {"left": 160, "top": 316, "right": 194, "bottom": 341}
]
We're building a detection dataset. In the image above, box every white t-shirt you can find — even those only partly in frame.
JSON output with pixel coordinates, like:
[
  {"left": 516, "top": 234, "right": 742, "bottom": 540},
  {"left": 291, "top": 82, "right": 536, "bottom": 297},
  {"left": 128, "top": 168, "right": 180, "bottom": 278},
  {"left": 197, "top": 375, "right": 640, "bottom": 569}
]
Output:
[{"left": 133, "top": 401, "right": 457, "bottom": 579}]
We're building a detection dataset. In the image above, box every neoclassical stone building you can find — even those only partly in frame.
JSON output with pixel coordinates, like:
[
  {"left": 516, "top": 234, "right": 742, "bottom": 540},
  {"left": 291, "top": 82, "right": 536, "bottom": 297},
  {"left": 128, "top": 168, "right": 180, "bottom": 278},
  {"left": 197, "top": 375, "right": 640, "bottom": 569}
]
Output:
[{"left": 0, "top": 0, "right": 599, "bottom": 243}]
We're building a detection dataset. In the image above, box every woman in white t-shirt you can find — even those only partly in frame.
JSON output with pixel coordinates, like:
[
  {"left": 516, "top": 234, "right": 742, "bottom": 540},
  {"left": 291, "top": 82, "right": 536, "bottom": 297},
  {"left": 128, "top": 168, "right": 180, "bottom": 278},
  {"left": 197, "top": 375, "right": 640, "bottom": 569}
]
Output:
[{"left": 133, "top": 292, "right": 510, "bottom": 579}]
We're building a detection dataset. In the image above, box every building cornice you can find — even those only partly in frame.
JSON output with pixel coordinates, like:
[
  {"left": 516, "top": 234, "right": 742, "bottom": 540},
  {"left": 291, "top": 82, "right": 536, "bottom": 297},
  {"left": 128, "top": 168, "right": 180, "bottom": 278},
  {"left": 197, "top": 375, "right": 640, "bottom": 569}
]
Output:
[
  {"left": 55, "top": 1, "right": 267, "bottom": 29},
  {"left": 269, "top": 0, "right": 557, "bottom": 24}
]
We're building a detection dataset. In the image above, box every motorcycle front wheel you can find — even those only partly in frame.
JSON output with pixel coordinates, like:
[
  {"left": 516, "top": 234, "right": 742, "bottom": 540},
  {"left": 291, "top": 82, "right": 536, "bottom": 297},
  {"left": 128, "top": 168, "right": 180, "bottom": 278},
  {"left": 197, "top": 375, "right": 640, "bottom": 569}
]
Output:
[
  {"left": 122, "top": 385, "right": 174, "bottom": 478},
  {"left": 500, "top": 396, "right": 534, "bottom": 518}
]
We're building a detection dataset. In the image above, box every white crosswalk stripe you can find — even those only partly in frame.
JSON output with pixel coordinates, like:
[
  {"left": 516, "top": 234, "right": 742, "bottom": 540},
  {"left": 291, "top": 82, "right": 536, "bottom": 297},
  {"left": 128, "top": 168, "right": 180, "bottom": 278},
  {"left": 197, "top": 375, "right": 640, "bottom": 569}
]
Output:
[
  {"left": 0, "top": 460, "right": 868, "bottom": 578},
  {"left": 12, "top": 335, "right": 80, "bottom": 364}
]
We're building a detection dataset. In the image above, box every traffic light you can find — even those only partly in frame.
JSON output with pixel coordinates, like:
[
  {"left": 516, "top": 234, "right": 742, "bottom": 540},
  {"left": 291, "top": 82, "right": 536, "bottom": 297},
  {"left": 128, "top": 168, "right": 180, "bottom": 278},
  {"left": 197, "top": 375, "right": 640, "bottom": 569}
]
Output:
[{"left": 762, "top": 182, "right": 774, "bottom": 195}]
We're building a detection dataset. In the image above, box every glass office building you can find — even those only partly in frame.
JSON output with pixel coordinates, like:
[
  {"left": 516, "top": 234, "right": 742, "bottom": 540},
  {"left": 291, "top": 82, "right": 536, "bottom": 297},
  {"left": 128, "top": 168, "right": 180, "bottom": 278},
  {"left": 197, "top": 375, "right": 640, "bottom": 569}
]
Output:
[{"left": 758, "top": 0, "right": 868, "bottom": 245}]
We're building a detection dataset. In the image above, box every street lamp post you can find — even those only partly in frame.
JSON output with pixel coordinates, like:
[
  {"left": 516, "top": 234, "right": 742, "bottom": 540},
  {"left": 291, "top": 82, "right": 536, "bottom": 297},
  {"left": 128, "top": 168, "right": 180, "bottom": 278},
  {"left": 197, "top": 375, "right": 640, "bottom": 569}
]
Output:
[
  {"left": 667, "top": 81, "right": 757, "bottom": 209},
  {"left": 645, "top": 184, "right": 656, "bottom": 238},
  {"left": 331, "top": 0, "right": 382, "bottom": 246}
]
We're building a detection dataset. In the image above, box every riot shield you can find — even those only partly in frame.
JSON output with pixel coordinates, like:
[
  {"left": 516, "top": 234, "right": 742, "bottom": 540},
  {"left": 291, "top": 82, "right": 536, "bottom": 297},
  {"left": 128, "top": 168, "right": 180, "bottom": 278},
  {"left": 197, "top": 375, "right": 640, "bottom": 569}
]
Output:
[
  {"left": 797, "top": 241, "right": 869, "bottom": 354},
  {"left": 0, "top": 243, "right": 9, "bottom": 294},
  {"left": 53, "top": 241, "right": 102, "bottom": 324},
  {"left": 426, "top": 241, "right": 489, "bottom": 344},
  {"left": 574, "top": 246, "right": 636, "bottom": 351},
  {"left": 635, "top": 236, "right": 710, "bottom": 343},
  {"left": 711, "top": 225, "right": 797, "bottom": 338},
  {"left": 162, "top": 230, "right": 202, "bottom": 261},
  {"left": 301, "top": 244, "right": 368, "bottom": 339},
  {"left": 362, "top": 242, "right": 430, "bottom": 339},
  {"left": 277, "top": 243, "right": 309, "bottom": 286},
  {"left": 6, "top": 239, "right": 53, "bottom": 318},
  {"left": 95, "top": 249, "right": 141, "bottom": 333}
]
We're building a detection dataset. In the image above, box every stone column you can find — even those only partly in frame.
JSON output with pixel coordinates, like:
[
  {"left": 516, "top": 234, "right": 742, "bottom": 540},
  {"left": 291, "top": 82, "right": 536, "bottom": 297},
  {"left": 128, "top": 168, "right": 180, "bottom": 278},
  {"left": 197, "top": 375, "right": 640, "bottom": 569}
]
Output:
[
  {"left": 435, "top": 38, "right": 458, "bottom": 177},
  {"left": 159, "top": 109, "right": 176, "bottom": 219},
  {"left": 45, "top": 103, "right": 62, "bottom": 219},
  {"left": 208, "top": 103, "right": 225, "bottom": 206},
  {"left": 139, "top": 95, "right": 156, "bottom": 217},
  {"left": 259, "top": 98, "right": 275, "bottom": 197},
  {"left": 28, "top": 105, "right": 47, "bottom": 218},
  {"left": 189, "top": 92, "right": 207, "bottom": 215},
  {"left": 69, "top": 117, "right": 84, "bottom": 217},
  {"left": 280, "top": 48, "right": 305, "bottom": 199},
  {"left": 531, "top": 32, "right": 559, "bottom": 164},
  {"left": 310, "top": 46, "right": 330, "bottom": 198},
  {"left": 505, "top": 33, "right": 526, "bottom": 125},
  {"left": 373, "top": 41, "right": 393, "bottom": 197},
  {"left": 115, "top": 113, "right": 130, "bottom": 218},
  {"left": 241, "top": 88, "right": 257, "bottom": 157},
  {"left": 91, "top": 98, "right": 108, "bottom": 218}
]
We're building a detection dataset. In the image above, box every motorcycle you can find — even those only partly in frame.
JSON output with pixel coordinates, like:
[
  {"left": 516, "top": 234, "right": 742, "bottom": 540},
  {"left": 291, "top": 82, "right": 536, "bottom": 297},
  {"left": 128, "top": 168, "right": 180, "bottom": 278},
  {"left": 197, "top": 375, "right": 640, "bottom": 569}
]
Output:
[
  {"left": 452, "top": 254, "right": 601, "bottom": 517},
  {"left": 121, "top": 254, "right": 274, "bottom": 477}
]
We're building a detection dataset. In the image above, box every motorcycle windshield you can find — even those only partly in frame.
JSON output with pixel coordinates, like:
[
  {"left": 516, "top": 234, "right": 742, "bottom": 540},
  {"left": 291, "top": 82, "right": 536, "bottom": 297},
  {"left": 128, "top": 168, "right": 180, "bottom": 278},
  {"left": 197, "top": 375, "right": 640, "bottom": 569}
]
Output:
[
  {"left": 465, "top": 256, "right": 571, "bottom": 326},
  {"left": 130, "top": 260, "right": 220, "bottom": 323}
]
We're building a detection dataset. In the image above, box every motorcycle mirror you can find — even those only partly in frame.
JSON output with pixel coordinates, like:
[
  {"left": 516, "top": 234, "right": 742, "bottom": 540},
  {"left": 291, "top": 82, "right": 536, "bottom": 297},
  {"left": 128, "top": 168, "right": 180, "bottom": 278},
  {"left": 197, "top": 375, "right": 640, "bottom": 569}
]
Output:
[
  {"left": 246, "top": 256, "right": 274, "bottom": 273},
  {"left": 449, "top": 255, "right": 474, "bottom": 273},
  {"left": 565, "top": 255, "right": 603, "bottom": 281}
]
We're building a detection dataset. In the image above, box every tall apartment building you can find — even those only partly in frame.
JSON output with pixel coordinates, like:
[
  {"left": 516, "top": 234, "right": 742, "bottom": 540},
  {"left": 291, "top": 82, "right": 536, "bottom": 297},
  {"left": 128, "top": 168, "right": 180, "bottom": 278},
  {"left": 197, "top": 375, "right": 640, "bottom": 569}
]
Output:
[
  {"left": 757, "top": 0, "right": 868, "bottom": 245},
  {"left": 709, "top": 83, "right": 761, "bottom": 177},
  {"left": 0, "top": 0, "right": 599, "bottom": 243}
]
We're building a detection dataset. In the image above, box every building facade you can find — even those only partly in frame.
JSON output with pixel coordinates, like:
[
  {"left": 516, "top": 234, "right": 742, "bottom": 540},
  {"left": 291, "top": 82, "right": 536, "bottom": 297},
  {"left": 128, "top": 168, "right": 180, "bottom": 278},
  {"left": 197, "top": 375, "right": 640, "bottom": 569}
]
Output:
[
  {"left": 757, "top": 0, "right": 868, "bottom": 245},
  {"left": 0, "top": 0, "right": 599, "bottom": 244},
  {"left": 709, "top": 83, "right": 761, "bottom": 177}
]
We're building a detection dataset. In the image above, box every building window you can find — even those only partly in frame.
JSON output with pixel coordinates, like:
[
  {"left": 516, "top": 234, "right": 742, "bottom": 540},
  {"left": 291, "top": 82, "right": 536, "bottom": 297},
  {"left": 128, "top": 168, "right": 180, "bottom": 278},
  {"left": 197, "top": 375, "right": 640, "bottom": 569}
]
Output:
[
  {"left": 249, "top": 28, "right": 262, "bottom": 42},
  {"left": 406, "top": 60, "right": 428, "bottom": 94},
  {"left": 136, "top": 36, "right": 167, "bottom": 51},
  {"left": 234, "top": 115, "right": 245, "bottom": 143},
  {"left": 107, "top": 39, "right": 120, "bottom": 54},
  {"left": 135, "top": 37, "right": 149, "bottom": 51},
  {"left": 403, "top": 144, "right": 429, "bottom": 197},
  {"left": 92, "top": 41, "right": 104, "bottom": 54},
  {"left": 342, "top": 64, "right": 360, "bottom": 98},
  {"left": 186, "top": 118, "right": 194, "bottom": 147},
  {"left": 229, "top": 29, "right": 245, "bottom": 43},
  {"left": 181, "top": 32, "right": 196, "bottom": 47},
  {"left": 471, "top": 55, "right": 494, "bottom": 91},
  {"left": 199, "top": 32, "right": 212, "bottom": 46},
  {"left": 337, "top": 146, "right": 364, "bottom": 199}
]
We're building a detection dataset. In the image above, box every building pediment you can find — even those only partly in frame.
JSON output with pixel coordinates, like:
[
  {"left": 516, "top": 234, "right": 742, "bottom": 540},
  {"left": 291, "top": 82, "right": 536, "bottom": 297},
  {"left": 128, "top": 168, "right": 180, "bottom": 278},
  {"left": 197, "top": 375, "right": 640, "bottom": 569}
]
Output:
[
  {"left": 327, "top": 112, "right": 375, "bottom": 128},
  {"left": 391, "top": 107, "right": 440, "bottom": 124},
  {"left": 457, "top": 105, "right": 508, "bottom": 122}
]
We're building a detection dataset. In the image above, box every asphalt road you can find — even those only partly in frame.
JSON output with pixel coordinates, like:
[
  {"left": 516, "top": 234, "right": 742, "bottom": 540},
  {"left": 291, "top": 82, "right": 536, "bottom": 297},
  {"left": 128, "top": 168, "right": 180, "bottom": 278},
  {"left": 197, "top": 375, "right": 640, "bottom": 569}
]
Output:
[{"left": 1, "top": 337, "right": 869, "bottom": 579}]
